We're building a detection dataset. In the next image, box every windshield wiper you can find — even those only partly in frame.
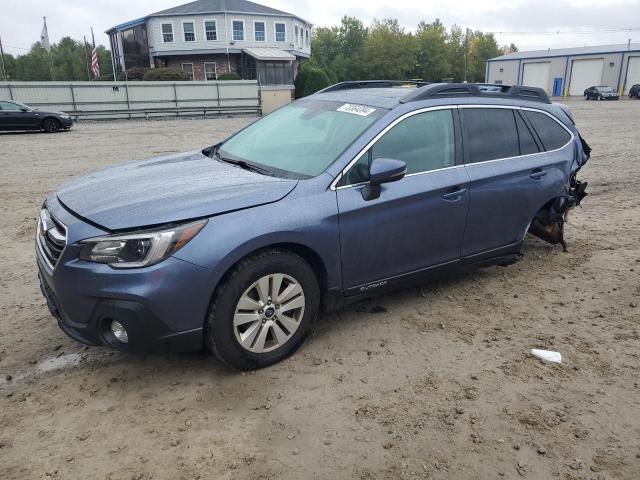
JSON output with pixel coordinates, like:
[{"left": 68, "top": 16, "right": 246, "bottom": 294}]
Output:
[
  {"left": 218, "top": 155, "right": 271, "bottom": 175},
  {"left": 204, "top": 144, "right": 271, "bottom": 175}
]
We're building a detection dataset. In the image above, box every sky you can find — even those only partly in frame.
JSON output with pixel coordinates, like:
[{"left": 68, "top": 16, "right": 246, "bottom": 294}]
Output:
[{"left": 0, "top": 0, "right": 638, "bottom": 56}]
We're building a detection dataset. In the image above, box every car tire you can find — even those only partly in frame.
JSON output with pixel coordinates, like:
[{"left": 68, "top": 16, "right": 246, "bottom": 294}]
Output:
[
  {"left": 597, "top": 95, "right": 602, "bottom": 101},
  {"left": 204, "top": 249, "right": 320, "bottom": 370},
  {"left": 42, "top": 118, "right": 60, "bottom": 133},
  {"left": 584, "top": 94, "right": 588, "bottom": 100}
]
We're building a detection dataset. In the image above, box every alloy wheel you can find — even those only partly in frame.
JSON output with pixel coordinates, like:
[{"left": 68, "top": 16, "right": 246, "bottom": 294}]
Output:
[
  {"left": 233, "top": 273, "right": 305, "bottom": 353},
  {"left": 43, "top": 118, "right": 60, "bottom": 133}
]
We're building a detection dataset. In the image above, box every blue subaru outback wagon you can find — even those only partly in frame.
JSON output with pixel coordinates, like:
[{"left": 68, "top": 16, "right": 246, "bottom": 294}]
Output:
[{"left": 36, "top": 82, "right": 590, "bottom": 370}]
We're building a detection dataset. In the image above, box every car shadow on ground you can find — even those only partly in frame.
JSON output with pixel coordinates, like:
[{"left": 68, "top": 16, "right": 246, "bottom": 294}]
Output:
[{"left": 0, "top": 236, "right": 561, "bottom": 393}]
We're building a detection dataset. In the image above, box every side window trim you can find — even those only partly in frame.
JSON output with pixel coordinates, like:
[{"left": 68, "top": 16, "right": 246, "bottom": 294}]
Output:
[
  {"left": 515, "top": 109, "right": 544, "bottom": 153},
  {"left": 334, "top": 106, "right": 459, "bottom": 190}
]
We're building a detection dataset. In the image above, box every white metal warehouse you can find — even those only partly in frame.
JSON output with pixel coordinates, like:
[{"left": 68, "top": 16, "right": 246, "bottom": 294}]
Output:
[{"left": 485, "top": 43, "right": 640, "bottom": 97}]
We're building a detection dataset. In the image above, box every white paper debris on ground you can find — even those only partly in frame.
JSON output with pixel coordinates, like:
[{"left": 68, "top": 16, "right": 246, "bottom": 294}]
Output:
[{"left": 531, "top": 349, "right": 562, "bottom": 364}]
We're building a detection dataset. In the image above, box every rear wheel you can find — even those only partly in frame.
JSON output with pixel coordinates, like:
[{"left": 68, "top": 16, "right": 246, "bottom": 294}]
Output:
[
  {"left": 204, "top": 249, "right": 320, "bottom": 370},
  {"left": 42, "top": 118, "right": 60, "bottom": 133}
]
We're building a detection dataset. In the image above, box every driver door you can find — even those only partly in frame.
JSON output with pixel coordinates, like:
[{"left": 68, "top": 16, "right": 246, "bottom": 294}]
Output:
[
  {"left": 0, "top": 102, "right": 37, "bottom": 130},
  {"left": 336, "top": 108, "right": 470, "bottom": 290}
]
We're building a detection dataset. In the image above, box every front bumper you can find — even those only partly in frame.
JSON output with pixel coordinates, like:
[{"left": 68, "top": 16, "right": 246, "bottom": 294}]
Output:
[{"left": 35, "top": 201, "right": 218, "bottom": 353}]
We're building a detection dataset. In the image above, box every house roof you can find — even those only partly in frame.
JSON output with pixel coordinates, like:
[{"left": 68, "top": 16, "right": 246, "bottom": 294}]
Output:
[
  {"left": 489, "top": 43, "right": 640, "bottom": 61},
  {"left": 150, "top": 0, "right": 309, "bottom": 23}
]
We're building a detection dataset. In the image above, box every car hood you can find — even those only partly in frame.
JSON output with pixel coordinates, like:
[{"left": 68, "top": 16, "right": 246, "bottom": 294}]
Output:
[
  {"left": 34, "top": 109, "right": 67, "bottom": 116},
  {"left": 56, "top": 151, "right": 298, "bottom": 231}
]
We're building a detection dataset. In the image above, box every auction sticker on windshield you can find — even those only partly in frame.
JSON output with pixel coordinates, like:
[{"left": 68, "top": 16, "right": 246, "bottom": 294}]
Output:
[{"left": 337, "top": 104, "right": 377, "bottom": 116}]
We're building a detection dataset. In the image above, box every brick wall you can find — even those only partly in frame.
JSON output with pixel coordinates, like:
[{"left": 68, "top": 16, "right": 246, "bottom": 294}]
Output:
[{"left": 156, "top": 54, "right": 239, "bottom": 80}]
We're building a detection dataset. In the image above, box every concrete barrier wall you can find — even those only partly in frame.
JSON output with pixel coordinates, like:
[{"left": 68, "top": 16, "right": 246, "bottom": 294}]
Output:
[{"left": 0, "top": 81, "right": 260, "bottom": 118}]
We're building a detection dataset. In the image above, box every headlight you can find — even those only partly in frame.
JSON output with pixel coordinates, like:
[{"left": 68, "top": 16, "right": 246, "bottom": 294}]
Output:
[
  {"left": 79, "top": 220, "right": 207, "bottom": 268},
  {"left": 60, "top": 114, "right": 70, "bottom": 119}
]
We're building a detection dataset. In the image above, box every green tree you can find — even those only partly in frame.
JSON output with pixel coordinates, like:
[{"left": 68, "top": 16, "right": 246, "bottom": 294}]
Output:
[
  {"left": 298, "top": 66, "right": 331, "bottom": 97},
  {"left": 447, "top": 25, "right": 466, "bottom": 82},
  {"left": 415, "top": 19, "right": 450, "bottom": 82},
  {"left": 0, "top": 52, "right": 16, "bottom": 80},
  {"left": 364, "top": 19, "right": 418, "bottom": 80},
  {"left": 469, "top": 32, "right": 501, "bottom": 82},
  {"left": 5, "top": 38, "right": 113, "bottom": 81}
]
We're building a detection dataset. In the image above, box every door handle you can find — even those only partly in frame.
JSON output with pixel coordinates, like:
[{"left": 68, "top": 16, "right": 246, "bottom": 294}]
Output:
[
  {"left": 530, "top": 169, "right": 547, "bottom": 180},
  {"left": 442, "top": 187, "right": 467, "bottom": 201}
]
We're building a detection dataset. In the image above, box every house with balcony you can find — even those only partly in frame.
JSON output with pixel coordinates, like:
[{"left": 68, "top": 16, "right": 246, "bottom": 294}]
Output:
[{"left": 106, "top": 0, "right": 312, "bottom": 85}]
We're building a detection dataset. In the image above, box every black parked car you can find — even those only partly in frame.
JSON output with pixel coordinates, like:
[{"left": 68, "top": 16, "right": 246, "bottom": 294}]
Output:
[
  {"left": 0, "top": 100, "right": 73, "bottom": 132},
  {"left": 583, "top": 86, "right": 619, "bottom": 100},
  {"left": 629, "top": 84, "right": 640, "bottom": 99}
]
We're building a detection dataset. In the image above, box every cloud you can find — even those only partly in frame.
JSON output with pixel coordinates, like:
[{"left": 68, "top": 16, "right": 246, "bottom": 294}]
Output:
[{"left": 0, "top": 0, "right": 637, "bottom": 55}]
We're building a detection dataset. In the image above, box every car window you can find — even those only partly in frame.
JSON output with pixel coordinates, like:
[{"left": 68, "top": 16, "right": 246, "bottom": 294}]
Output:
[
  {"left": 344, "top": 109, "right": 456, "bottom": 185},
  {"left": 220, "top": 99, "right": 385, "bottom": 179},
  {"left": 523, "top": 111, "right": 571, "bottom": 151},
  {"left": 515, "top": 111, "right": 540, "bottom": 155},
  {"left": 0, "top": 102, "right": 22, "bottom": 111},
  {"left": 463, "top": 108, "right": 520, "bottom": 163}
]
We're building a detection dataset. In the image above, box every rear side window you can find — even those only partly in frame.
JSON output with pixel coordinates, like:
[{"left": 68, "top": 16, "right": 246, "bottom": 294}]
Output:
[
  {"left": 515, "top": 111, "right": 540, "bottom": 155},
  {"left": 523, "top": 111, "right": 571, "bottom": 151},
  {"left": 463, "top": 108, "right": 520, "bottom": 163}
]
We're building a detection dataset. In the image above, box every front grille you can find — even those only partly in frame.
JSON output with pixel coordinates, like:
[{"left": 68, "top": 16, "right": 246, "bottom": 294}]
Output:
[{"left": 36, "top": 208, "right": 67, "bottom": 269}]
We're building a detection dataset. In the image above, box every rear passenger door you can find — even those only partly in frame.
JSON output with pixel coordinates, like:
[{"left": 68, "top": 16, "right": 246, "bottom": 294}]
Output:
[{"left": 460, "top": 106, "right": 571, "bottom": 257}]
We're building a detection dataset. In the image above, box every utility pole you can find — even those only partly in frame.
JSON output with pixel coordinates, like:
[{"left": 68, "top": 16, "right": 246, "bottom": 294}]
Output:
[
  {"left": 0, "top": 34, "right": 7, "bottom": 81},
  {"left": 464, "top": 27, "right": 470, "bottom": 82}
]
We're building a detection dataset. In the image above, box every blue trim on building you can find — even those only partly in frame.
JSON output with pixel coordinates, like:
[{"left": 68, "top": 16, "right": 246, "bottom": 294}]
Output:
[
  {"left": 616, "top": 53, "right": 626, "bottom": 93},
  {"left": 106, "top": 17, "right": 148, "bottom": 34}
]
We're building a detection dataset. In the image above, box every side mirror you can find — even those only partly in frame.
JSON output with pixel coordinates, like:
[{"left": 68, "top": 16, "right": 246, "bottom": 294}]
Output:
[
  {"left": 362, "top": 157, "right": 406, "bottom": 201},
  {"left": 20, "top": 108, "right": 29, "bottom": 112}
]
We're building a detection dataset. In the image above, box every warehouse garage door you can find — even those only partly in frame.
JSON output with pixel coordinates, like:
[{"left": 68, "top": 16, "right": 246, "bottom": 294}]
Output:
[
  {"left": 624, "top": 56, "right": 640, "bottom": 94},
  {"left": 522, "top": 62, "right": 550, "bottom": 91},
  {"left": 569, "top": 59, "right": 604, "bottom": 96}
]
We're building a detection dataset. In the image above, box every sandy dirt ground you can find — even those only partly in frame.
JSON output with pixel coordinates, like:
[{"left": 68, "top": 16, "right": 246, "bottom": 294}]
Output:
[{"left": 0, "top": 100, "right": 639, "bottom": 480}]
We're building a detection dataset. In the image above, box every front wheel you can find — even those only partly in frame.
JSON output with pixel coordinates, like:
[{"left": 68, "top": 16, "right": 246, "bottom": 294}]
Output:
[
  {"left": 204, "top": 249, "right": 320, "bottom": 370},
  {"left": 42, "top": 118, "right": 60, "bottom": 133}
]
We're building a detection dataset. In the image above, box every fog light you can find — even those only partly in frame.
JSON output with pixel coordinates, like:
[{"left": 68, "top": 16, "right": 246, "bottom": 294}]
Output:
[{"left": 110, "top": 320, "right": 129, "bottom": 344}]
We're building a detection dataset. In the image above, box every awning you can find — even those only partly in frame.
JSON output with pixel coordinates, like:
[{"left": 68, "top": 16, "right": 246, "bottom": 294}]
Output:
[{"left": 243, "top": 47, "right": 296, "bottom": 62}]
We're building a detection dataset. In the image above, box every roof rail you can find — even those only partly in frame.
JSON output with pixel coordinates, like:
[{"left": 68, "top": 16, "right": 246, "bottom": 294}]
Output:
[
  {"left": 399, "top": 83, "right": 552, "bottom": 104},
  {"left": 318, "top": 80, "right": 430, "bottom": 93}
]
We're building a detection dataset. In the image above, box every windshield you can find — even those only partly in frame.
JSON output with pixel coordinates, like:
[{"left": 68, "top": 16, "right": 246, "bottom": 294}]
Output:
[
  {"left": 596, "top": 86, "right": 614, "bottom": 92},
  {"left": 220, "top": 99, "right": 386, "bottom": 179},
  {"left": 13, "top": 101, "right": 31, "bottom": 110}
]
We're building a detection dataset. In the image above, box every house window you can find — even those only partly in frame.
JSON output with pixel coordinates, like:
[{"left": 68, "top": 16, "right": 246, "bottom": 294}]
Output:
[
  {"left": 232, "top": 21, "right": 244, "bottom": 41},
  {"left": 306, "top": 30, "right": 309, "bottom": 46},
  {"left": 162, "top": 23, "right": 174, "bottom": 43},
  {"left": 275, "top": 23, "right": 286, "bottom": 42},
  {"left": 295, "top": 26, "right": 298, "bottom": 45},
  {"left": 182, "top": 63, "right": 194, "bottom": 80},
  {"left": 183, "top": 22, "right": 195, "bottom": 42},
  {"left": 204, "top": 62, "right": 217, "bottom": 80},
  {"left": 204, "top": 20, "right": 217, "bottom": 41},
  {"left": 254, "top": 21, "right": 265, "bottom": 42}
]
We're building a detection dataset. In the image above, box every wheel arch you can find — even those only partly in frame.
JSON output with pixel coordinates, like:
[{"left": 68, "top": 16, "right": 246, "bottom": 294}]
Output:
[
  {"left": 209, "top": 242, "right": 331, "bottom": 306},
  {"left": 41, "top": 116, "right": 60, "bottom": 129}
]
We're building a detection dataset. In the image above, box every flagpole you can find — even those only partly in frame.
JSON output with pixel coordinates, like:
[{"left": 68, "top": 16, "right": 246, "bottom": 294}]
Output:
[
  {"left": 83, "top": 35, "right": 91, "bottom": 80},
  {"left": 43, "top": 17, "right": 55, "bottom": 81},
  {"left": 0, "top": 33, "right": 7, "bottom": 82}
]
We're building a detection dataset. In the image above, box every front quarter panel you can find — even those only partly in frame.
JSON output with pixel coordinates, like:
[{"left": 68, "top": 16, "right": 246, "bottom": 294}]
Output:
[{"left": 173, "top": 175, "right": 342, "bottom": 291}]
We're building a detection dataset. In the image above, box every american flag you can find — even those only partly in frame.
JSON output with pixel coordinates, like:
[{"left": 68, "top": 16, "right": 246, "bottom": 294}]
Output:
[{"left": 90, "top": 28, "right": 100, "bottom": 78}]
